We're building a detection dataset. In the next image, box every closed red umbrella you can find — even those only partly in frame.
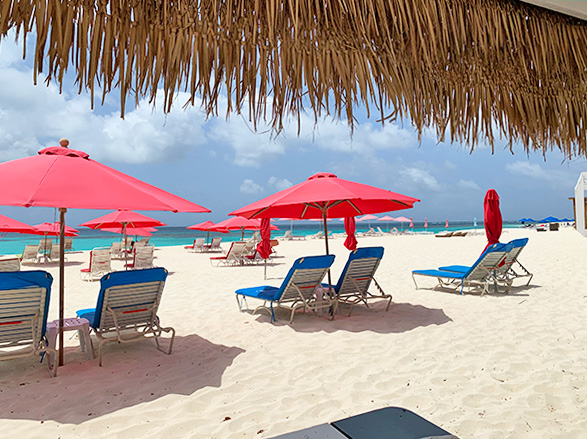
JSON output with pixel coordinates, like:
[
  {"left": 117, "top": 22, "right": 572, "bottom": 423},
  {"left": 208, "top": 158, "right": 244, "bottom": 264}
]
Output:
[
  {"left": 344, "top": 217, "right": 358, "bottom": 251},
  {"left": 483, "top": 189, "right": 503, "bottom": 252},
  {"left": 0, "top": 214, "right": 37, "bottom": 234},
  {"left": 424, "top": 218, "right": 428, "bottom": 229},
  {"left": 409, "top": 217, "right": 414, "bottom": 229},
  {"left": 0, "top": 142, "right": 210, "bottom": 367}
]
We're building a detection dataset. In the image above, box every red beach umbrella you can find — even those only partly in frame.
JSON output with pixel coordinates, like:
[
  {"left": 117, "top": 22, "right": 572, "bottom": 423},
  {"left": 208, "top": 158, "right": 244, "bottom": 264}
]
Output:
[
  {"left": 80, "top": 210, "right": 166, "bottom": 229},
  {"left": 101, "top": 226, "right": 157, "bottom": 237},
  {"left": 34, "top": 222, "right": 79, "bottom": 237},
  {"left": 0, "top": 142, "right": 210, "bottom": 367},
  {"left": 80, "top": 210, "right": 166, "bottom": 262},
  {"left": 187, "top": 220, "right": 229, "bottom": 243},
  {"left": 424, "top": 218, "right": 428, "bottom": 229},
  {"left": 230, "top": 172, "right": 419, "bottom": 285},
  {"left": 409, "top": 217, "right": 414, "bottom": 229},
  {"left": 212, "top": 217, "right": 279, "bottom": 240},
  {"left": 483, "top": 189, "right": 503, "bottom": 252},
  {"left": 0, "top": 214, "right": 37, "bottom": 234},
  {"left": 445, "top": 219, "right": 449, "bottom": 229}
]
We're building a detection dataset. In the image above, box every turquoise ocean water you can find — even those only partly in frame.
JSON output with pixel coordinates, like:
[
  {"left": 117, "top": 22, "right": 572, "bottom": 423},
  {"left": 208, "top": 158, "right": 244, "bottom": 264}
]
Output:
[{"left": 0, "top": 221, "right": 521, "bottom": 256}]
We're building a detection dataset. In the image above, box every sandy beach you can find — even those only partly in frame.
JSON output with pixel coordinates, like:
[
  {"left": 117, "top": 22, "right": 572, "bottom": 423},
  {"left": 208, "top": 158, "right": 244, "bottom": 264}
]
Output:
[{"left": 1, "top": 227, "right": 586, "bottom": 438}]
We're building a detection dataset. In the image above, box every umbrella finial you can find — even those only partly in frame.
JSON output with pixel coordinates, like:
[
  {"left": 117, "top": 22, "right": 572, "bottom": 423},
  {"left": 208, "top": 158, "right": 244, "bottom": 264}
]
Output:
[{"left": 59, "top": 138, "right": 70, "bottom": 148}]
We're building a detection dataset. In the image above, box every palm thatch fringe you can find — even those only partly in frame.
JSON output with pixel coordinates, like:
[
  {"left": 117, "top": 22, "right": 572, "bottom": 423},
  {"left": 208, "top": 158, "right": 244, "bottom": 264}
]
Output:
[{"left": 1, "top": 0, "right": 586, "bottom": 158}]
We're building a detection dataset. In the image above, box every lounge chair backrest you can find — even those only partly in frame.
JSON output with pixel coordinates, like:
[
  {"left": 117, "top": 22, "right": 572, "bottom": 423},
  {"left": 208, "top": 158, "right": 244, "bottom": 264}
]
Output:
[
  {"left": 50, "top": 244, "right": 61, "bottom": 260},
  {"left": 90, "top": 248, "right": 112, "bottom": 274},
  {"left": 0, "top": 271, "right": 53, "bottom": 346},
  {"left": 464, "top": 243, "right": 511, "bottom": 279},
  {"left": 138, "top": 237, "right": 150, "bottom": 244},
  {"left": 0, "top": 258, "right": 20, "bottom": 272},
  {"left": 210, "top": 237, "right": 222, "bottom": 248},
  {"left": 333, "top": 247, "right": 384, "bottom": 296},
  {"left": 90, "top": 268, "right": 167, "bottom": 333},
  {"left": 39, "top": 239, "right": 53, "bottom": 252},
  {"left": 194, "top": 238, "right": 205, "bottom": 249},
  {"left": 21, "top": 245, "right": 39, "bottom": 263},
  {"left": 110, "top": 242, "right": 122, "bottom": 258},
  {"left": 64, "top": 237, "right": 74, "bottom": 251},
  {"left": 282, "top": 230, "right": 292, "bottom": 240},
  {"left": 275, "top": 255, "right": 335, "bottom": 303},
  {"left": 226, "top": 242, "right": 247, "bottom": 260},
  {"left": 133, "top": 245, "right": 155, "bottom": 269},
  {"left": 501, "top": 238, "right": 528, "bottom": 268}
]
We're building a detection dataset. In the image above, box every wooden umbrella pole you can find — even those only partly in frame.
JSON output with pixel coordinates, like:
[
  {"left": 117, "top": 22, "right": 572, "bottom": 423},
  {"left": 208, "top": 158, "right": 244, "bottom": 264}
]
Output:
[
  {"left": 322, "top": 210, "right": 332, "bottom": 287},
  {"left": 123, "top": 223, "right": 128, "bottom": 270},
  {"left": 58, "top": 207, "right": 66, "bottom": 367}
]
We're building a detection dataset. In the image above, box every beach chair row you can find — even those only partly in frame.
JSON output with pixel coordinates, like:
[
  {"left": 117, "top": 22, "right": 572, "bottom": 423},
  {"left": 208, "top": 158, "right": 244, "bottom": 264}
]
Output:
[
  {"left": 0, "top": 267, "right": 174, "bottom": 376},
  {"left": 184, "top": 236, "right": 223, "bottom": 253},
  {"left": 80, "top": 245, "right": 155, "bottom": 281},
  {"left": 412, "top": 238, "right": 532, "bottom": 295},
  {"left": 235, "top": 247, "right": 391, "bottom": 323},
  {"left": 209, "top": 240, "right": 278, "bottom": 266}
]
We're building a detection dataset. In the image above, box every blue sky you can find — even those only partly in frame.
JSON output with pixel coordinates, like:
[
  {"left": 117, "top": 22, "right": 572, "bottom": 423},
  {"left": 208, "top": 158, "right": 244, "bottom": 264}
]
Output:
[{"left": 0, "top": 35, "right": 585, "bottom": 227}]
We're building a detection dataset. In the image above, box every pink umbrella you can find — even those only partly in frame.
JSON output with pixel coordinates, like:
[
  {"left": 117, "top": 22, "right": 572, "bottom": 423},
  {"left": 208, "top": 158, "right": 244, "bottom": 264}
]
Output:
[
  {"left": 80, "top": 210, "right": 166, "bottom": 265},
  {"left": 424, "top": 218, "right": 428, "bottom": 228},
  {"left": 212, "top": 217, "right": 279, "bottom": 240},
  {"left": 34, "top": 222, "right": 79, "bottom": 236},
  {"left": 357, "top": 213, "right": 379, "bottom": 229},
  {"left": 0, "top": 214, "right": 37, "bottom": 234},
  {"left": 483, "top": 189, "right": 503, "bottom": 252},
  {"left": 0, "top": 142, "right": 210, "bottom": 367},
  {"left": 101, "top": 226, "right": 157, "bottom": 237},
  {"left": 187, "top": 220, "right": 229, "bottom": 243},
  {"left": 392, "top": 216, "right": 410, "bottom": 231},
  {"left": 446, "top": 219, "right": 449, "bottom": 229},
  {"left": 409, "top": 217, "right": 414, "bottom": 229},
  {"left": 344, "top": 217, "right": 358, "bottom": 251},
  {"left": 231, "top": 172, "right": 419, "bottom": 256},
  {"left": 377, "top": 215, "right": 396, "bottom": 231}
]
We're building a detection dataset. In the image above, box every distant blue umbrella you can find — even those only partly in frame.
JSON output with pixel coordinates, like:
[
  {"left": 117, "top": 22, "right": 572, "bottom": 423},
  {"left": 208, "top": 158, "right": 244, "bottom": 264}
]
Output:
[
  {"left": 560, "top": 218, "right": 573, "bottom": 222},
  {"left": 517, "top": 218, "right": 535, "bottom": 223},
  {"left": 538, "top": 216, "right": 560, "bottom": 223}
]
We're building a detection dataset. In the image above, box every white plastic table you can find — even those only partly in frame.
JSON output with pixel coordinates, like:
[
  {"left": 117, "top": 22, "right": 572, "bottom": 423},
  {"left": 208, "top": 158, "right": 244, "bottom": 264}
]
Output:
[{"left": 46, "top": 317, "right": 94, "bottom": 366}]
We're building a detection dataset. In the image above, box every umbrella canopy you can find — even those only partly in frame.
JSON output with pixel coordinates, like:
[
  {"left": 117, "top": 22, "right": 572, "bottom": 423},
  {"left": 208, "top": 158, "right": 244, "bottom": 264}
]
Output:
[
  {"left": 212, "top": 217, "right": 279, "bottom": 240},
  {"left": 231, "top": 173, "right": 419, "bottom": 220},
  {"left": 3, "top": 1, "right": 587, "bottom": 159},
  {"left": 538, "top": 216, "right": 561, "bottom": 223},
  {"left": 187, "top": 220, "right": 229, "bottom": 243},
  {"left": 357, "top": 214, "right": 379, "bottom": 221},
  {"left": 101, "top": 227, "right": 157, "bottom": 237},
  {"left": 0, "top": 143, "right": 210, "bottom": 367},
  {"left": 483, "top": 189, "right": 503, "bottom": 252},
  {"left": 230, "top": 172, "right": 419, "bottom": 257},
  {"left": 79, "top": 210, "right": 166, "bottom": 229},
  {"left": 377, "top": 215, "right": 395, "bottom": 221},
  {"left": 0, "top": 214, "right": 37, "bottom": 234},
  {"left": 33, "top": 222, "right": 79, "bottom": 237},
  {"left": 393, "top": 216, "right": 411, "bottom": 222}
]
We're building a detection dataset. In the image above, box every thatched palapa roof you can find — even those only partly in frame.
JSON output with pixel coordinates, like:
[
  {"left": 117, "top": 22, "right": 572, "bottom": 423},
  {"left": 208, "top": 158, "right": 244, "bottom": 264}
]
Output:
[{"left": 1, "top": 0, "right": 587, "bottom": 158}]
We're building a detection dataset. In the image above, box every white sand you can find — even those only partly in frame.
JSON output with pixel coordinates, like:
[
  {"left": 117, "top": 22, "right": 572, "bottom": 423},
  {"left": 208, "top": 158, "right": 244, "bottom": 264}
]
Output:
[{"left": 1, "top": 227, "right": 586, "bottom": 438}]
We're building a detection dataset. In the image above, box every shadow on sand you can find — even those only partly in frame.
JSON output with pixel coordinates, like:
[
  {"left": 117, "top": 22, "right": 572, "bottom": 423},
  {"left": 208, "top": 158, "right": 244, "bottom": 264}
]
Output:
[
  {"left": 241, "top": 302, "right": 453, "bottom": 334},
  {"left": 0, "top": 334, "right": 244, "bottom": 424}
]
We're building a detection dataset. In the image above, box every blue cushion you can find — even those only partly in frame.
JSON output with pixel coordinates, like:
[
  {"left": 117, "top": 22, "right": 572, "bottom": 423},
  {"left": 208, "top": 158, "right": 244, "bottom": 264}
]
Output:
[
  {"left": 411, "top": 269, "right": 465, "bottom": 279},
  {"left": 235, "top": 286, "right": 281, "bottom": 301}
]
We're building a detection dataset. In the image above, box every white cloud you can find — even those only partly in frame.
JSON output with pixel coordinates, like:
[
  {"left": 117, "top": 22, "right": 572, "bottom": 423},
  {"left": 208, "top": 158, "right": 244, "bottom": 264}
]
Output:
[
  {"left": 444, "top": 160, "right": 457, "bottom": 170},
  {"left": 399, "top": 167, "right": 442, "bottom": 191},
  {"left": 505, "top": 161, "right": 552, "bottom": 180},
  {"left": 240, "top": 179, "right": 263, "bottom": 195},
  {"left": 458, "top": 179, "right": 481, "bottom": 190},
  {"left": 268, "top": 177, "right": 292, "bottom": 191}
]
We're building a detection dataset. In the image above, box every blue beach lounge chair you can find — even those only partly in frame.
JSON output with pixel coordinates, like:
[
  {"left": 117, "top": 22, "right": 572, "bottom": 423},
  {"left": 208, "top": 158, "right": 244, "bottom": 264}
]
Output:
[
  {"left": 411, "top": 242, "right": 512, "bottom": 295},
  {"left": 269, "top": 406, "right": 457, "bottom": 438},
  {"left": 325, "top": 247, "right": 391, "bottom": 316},
  {"left": 76, "top": 268, "right": 175, "bottom": 366},
  {"left": 0, "top": 270, "right": 57, "bottom": 377},
  {"left": 236, "top": 254, "right": 335, "bottom": 323},
  {"left": 439, "top": 238, "right": 532, "bottom": 288}
]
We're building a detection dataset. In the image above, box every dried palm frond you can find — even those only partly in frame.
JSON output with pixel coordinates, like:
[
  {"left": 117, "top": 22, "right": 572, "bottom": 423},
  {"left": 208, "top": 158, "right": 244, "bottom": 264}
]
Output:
[{"left": 1, "top": 0, "right": 586, "bottom": 158}]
